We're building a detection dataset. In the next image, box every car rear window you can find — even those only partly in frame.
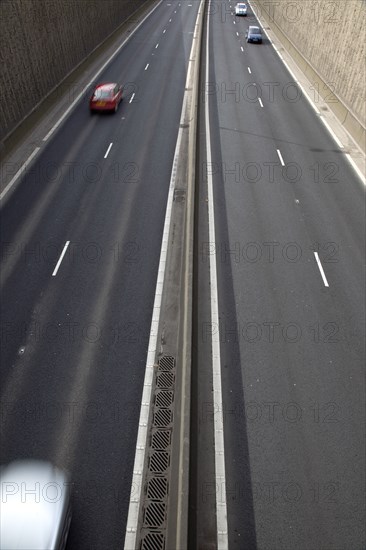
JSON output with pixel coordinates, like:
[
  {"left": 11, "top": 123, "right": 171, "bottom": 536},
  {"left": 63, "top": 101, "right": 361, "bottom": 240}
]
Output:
[{"left": 94, "top": 89, "right": 113, "bottom": 99}]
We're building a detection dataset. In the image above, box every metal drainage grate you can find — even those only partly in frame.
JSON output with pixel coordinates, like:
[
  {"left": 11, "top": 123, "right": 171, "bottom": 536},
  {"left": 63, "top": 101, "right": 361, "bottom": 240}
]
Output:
[
  {"left": 147, "top": 477, "right": 168, "bottom": 500},
  {"left": 138, "top": 356, "right": 176, "bottom": 550},
  {"left": 151, "top": 430, "right": 171, "bottom": 450},
  {"left": 153, "top": 409, "right": 172, "bottom": 428},
  {"left": 155, "top": 390, "right": 173, "bottom": 408},
  {"left": 174, "top": 188, "right": 186, "bottom": 202},
  {"left": 156, "top": 372, "right": 174, "bottom": 389},
  {"left": 149, "top": 451, "right": 170, "bottom": 474},
  {"left": 144, "top": 501, "right": 166, "bottom": 528},
  {"left": 158, "top": 356, "right": 175, "bottom": 371},
  {"left": 141, "top": 532, "right": 165, "bottom": 550}
]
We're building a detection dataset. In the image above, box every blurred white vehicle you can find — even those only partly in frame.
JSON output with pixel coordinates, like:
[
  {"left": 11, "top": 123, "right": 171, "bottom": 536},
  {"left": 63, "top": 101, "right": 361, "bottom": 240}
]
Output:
[
  {"left": 0, "top": 460, "right": 71, "bottom": 550},
  {"left": 235, "top": 3, "right": 247, "bottom": 15}
]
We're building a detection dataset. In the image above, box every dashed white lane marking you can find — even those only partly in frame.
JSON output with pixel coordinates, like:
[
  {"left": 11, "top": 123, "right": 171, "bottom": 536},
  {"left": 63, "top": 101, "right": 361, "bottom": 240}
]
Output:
[
  {"left": 169, "top": 17, "right": 172, "bottom": 21},
  {"left": 241, "top": 46, "right": 244, "bottom": 52},
  {"left": 205, "top": 1, "right": 229, "bottom": 548},
  {"left": 258, "top": 98, "right": 263, "bottom": 108},
  {"left": 314, "top": 252, "right": 330, "bottom": 287},
  {"left": 163, "top": 29, "right": 166, "bottom": 33},
  {"left": 52, "top": 241, "right": 70, "bottom": 277},
  {"left": 0, "top": 147, "right": 40, "bottom": 202},
  {"left": 236, "top": 31, "right": 239, "bottom": 36},
  {"left": 42, "top": 0, "right": 162, "bottom": 143},
  {"left": 277, "top": 148, "right": 285, "bottom": 166},
  {"left": 145, "top": 63, "right": 149, "bottom": 70},
  {"left": 104, "top": 142, "right": 113, "bottom": 158},
  {"left": 248, "top": 66, "right": 251, "bottom": 73},
  {"left": 129, "top": 93, "right": 135, "bottom": 103},
  {"left": 155, "top": 43, "right": 159, "bottom": 48}
]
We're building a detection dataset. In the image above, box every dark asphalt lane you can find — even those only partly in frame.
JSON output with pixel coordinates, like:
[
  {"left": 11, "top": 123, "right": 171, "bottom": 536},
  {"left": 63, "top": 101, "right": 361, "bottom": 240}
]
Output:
[
  {"left": 0, "top": 2, "right": 201, "bottom": 549},
  {"left": 203, "top": 2, "right": 365, "bottom": 549}
]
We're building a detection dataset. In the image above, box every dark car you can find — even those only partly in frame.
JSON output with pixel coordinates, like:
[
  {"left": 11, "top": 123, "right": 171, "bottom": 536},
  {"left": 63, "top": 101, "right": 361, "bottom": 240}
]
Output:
[
  {"left": 89, "top": 82, "right": 123, "bottom": 113},
  {"left": 246, "top": 26, "right": 262, "bottom": 43},
  {"left": 0, "top": 460, "right": 71, "bottom": 550}
]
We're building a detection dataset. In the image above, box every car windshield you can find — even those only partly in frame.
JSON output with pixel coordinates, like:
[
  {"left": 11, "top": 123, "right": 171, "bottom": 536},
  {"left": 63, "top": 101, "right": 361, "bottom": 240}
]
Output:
[{"left": 94, "top": 89, "right": 113, "bottom": 99}]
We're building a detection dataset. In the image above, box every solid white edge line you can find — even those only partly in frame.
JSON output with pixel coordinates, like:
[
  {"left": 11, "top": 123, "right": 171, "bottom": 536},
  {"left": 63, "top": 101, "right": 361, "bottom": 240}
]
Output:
[
  {"left": 258, "top": 97, "right": 263, "bottom": 108},
  {"left": 206, "top": 2, "right": 229, "bottom": 548},
  {"left": 0, "top": 147, "right": 40, "bottom": 202},
  {"left": 123, "top": 3, "right": 202, "bottom": 547},
  {"left": 314, "top": 252, "right": 330, "bottom": 287},
  {"left": 52, "top": 241, "right": 70, "bottom": 276},
  {"left": 129, "top": 92, "right": 135, "bottom": 104},
  {"left": 277, "top": 148, "right": 285, "bottom": 166},
  {"left": 42, "top": 0, "right": 163, "bottom": 143},
  {"left": 104, "top": 142, "right": 113, "bottom": 158},
  {"left": 345, "top": 154, "right": 366, "bottom": 186}
]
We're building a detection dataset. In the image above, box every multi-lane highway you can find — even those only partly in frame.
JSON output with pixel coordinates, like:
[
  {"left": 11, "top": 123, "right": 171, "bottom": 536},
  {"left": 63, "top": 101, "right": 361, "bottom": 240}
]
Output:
[
  {"left": 1, "top": 2, "right": 201, "bottom": 548},
  {"left": 191, "top": 2, "right": 365, "bottom": 549},
  {"left": 1, "top": 1, "right": 365, "bottom": 549}
]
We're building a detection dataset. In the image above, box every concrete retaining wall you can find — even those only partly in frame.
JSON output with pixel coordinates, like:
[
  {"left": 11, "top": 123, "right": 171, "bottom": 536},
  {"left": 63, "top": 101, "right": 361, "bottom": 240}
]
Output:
[{"left": 0, "top": 0, "right": 148, "bottom": 142}]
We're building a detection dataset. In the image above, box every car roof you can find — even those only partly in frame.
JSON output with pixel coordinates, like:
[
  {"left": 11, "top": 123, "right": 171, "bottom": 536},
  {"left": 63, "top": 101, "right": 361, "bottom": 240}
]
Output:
[
  {"left": 94, "top": 83, "right": 118, "bottom": 91},
  {"left": 249, "top": 26, "right": 261, "bottom": 31},
  {"left": 0, "top": 460, "right": 69, "bottom": 550}
]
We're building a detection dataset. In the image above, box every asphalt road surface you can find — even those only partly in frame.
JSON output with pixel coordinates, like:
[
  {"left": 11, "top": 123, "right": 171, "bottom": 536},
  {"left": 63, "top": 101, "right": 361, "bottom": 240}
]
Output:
[
  {"left": 191, "top": 1, "right": 365, "bottom": 549},
  {"left": 1, "top": 1, "right": 365, "bottom": 549},
  {"left": 0, "top": 2, "right": 201, "bottom": 549}
]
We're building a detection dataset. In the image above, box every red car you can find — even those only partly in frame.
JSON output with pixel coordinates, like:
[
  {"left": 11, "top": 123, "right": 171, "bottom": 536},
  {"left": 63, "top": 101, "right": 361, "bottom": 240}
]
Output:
[{"left": 89, "top": 82, "right": 123, "bottom": 113}]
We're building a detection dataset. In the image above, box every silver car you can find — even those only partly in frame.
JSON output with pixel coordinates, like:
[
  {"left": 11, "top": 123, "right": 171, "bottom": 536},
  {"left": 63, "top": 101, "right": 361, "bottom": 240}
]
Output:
[
  {"left": 0, "top": 460, "right": 71, "bottom": 550},
  {"left": 246, "top": 25, "right": 263, "bottom": 43}
]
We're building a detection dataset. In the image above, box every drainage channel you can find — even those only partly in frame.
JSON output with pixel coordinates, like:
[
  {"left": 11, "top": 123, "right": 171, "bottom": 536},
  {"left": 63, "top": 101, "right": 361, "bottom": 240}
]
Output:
[{"left": 139, "top": 356, "right": 176, "bottom": 550}]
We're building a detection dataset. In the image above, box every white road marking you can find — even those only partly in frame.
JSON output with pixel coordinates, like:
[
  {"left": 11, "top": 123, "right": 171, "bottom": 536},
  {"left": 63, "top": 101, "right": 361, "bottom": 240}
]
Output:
[
  {"left": 345, "top": 153, "right": 366, "bottom": 186},
  {"left": 236, "top": 31, "right": 239, "bottom": 36},
  {"left": 169, "top": 18, "right": 172, "bottom": 21},
  {"left": 163, "top": 29, "right": 166, "bottom": 33},
  {"left": 129, "top": 93, "right": 135, "bottom": 103},
  {"left": 314, "top": 252, "right": 330, "bottom": 287},
  {"left": 233, "top": 19, "right": 236, "bottom": 24},
  {"left": 258, "top": 97, "right": 263, "bottom": 108},
  {"left": 42, "top": 0, "right": 162, "bottom": 143},
  {"left": 155, "top": 43, "right": 159, "bottom": 48},
  {"left": 248, "top": 66, "right": 251, "bottom": 73},
  {"left": 319, "top": 118, "right": 344, "bottom": 148},
  {"left": 104, "top": 142, "right": 113, "bottom": 158},
  {"left": 205, "top": 2, "right": 229, "bottom": 548},
  {"left": 277, "top": 148, "right": 285, "bottom": 166},
  {"left": 241, "top": 46, "right": 244, "bottom": 52},
  {"left": 144, "top": 63, "right": 149, "bottom": 70},
  {"left": 52, "top": 241, "right": 70, "bottom": 277},
  {"left": 124, "top": 2, "right": 205, "bottom": 546},
  {"left": 0, "top": 147, "right": 40, "bottom": 202}
]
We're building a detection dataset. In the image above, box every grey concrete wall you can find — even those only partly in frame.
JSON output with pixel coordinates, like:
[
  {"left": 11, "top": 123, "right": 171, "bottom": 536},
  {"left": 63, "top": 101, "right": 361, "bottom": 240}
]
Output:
[
  {"left": 252, "top": 0, "right": 365, "bottom": 145},
  {"left": 0, "top": 0, "right": 148, "bottom": 142}
]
